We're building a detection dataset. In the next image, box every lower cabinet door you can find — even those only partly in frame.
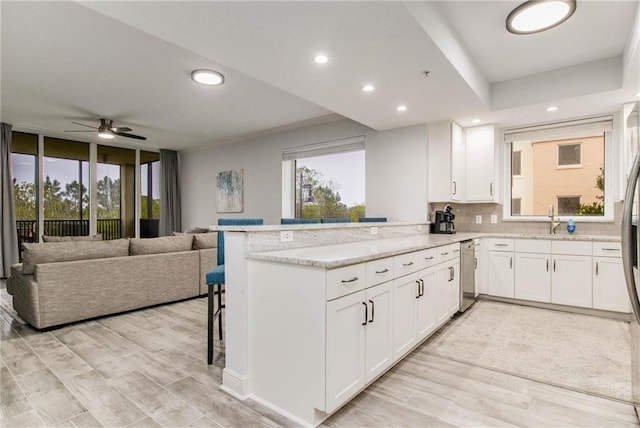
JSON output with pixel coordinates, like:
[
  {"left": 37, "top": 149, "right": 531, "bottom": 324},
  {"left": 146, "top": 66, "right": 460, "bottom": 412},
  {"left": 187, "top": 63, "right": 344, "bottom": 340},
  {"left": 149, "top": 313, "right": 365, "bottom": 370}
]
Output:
[
  {"left": 326, "top": 290, "right": 366, "bottom": 412},
  {"left": 436, "top": 264, "right": 451, "bottom": 325},
  {"left": 514, "top": 253, "right": 551, "bottom": 302},
  {"left": 593, "top": 257, "right": 631, "bottom": 312},
  {"left": 417, "top": 267, "right": 437, "bottom": 340},
  {"left": 365, "top": 282, "right": 394, "bottom": 382},
  {"left": 551, "top": 255, "right": 592, "bottom": 307},
  {"left": 448, "top": 259, "right": 460, "bottom": 316},
  {"left": 488, "top": 251, "right": 514, "bottom": 298},
  {"left": 392, "top": 273, "right": 418, "bottom": 359}
]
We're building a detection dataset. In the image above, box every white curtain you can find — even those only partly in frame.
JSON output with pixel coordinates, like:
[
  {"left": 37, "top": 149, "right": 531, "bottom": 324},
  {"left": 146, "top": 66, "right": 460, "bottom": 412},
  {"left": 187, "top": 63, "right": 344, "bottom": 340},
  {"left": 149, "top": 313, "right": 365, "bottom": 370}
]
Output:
[{"left": 1, "top": 123, "right": 19, "bottom": 278}]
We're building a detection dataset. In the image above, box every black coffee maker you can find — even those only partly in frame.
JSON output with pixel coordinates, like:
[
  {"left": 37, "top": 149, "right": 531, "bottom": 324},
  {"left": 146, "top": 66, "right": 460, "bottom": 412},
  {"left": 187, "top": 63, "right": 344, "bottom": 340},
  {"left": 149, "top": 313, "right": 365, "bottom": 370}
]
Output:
[{"left": 430, "top": 204, "right": 456, "bottom": 234}]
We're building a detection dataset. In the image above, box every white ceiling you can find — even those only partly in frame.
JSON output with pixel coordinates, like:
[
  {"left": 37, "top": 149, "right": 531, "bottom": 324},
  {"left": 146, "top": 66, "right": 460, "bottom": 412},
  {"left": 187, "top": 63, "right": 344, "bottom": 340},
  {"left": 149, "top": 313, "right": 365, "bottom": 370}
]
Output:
[{"left": 1, "top": 1, "right": 639, "bottom": 151}]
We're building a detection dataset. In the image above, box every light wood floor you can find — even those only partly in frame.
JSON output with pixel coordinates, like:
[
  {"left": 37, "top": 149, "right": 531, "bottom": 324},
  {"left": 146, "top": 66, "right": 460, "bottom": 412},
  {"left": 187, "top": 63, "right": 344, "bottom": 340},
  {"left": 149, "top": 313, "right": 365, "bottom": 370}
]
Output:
[{"left": 1, "top": 291, "right": 638, "bottom": 428}]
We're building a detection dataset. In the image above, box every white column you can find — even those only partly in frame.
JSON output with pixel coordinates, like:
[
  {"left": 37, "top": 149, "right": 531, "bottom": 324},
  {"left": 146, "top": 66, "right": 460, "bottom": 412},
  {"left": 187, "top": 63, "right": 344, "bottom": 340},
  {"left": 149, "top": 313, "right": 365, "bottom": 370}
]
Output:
[{"left": 221, "top": 232, "right": 252, "bottom": 398}]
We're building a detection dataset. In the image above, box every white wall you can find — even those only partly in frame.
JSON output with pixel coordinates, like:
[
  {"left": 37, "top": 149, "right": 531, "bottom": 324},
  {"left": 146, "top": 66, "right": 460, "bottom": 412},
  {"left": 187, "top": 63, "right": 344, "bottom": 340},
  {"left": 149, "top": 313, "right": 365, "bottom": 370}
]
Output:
[{"left": 180, "top": 118, "right": 429, "bottom": 228}]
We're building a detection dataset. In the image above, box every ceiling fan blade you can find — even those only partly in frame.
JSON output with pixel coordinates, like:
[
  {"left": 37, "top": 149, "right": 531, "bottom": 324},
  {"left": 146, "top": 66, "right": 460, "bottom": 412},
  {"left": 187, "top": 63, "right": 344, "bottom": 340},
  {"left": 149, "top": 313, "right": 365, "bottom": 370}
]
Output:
[
  {"left": 71, "top": 121, "right": 98, "bottom": 129},
  {"left": 113, "top": 131, "right": 147, "bottom": 141},
  {"left": 111, "top": 127, "right": 132, "bottom": 133}
]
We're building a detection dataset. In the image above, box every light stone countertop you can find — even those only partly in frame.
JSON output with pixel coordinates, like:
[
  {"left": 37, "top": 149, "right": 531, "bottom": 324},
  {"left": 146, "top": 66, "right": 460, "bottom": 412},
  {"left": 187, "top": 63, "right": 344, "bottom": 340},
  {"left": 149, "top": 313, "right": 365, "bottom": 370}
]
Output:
[
  {"left": 210, "top": 221, "right": 422, "bottom": 232},
  {"left": 248, "top": 232, "right": 621, "bottom": 269}
]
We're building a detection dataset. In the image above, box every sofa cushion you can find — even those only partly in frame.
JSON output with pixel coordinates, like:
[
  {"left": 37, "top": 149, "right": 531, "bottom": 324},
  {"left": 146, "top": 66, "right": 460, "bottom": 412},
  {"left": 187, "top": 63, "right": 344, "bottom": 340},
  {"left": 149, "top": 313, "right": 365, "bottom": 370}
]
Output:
[
  {"left": 193, "top": 233, "right": 218, "bottom": 250},
  {"left": 22, "top": 238, "right": 129, "bottom": 275},
  {"left": 42, "top": 234, "right": 103, "bottom": 242},
  {"left": 129, "top": 235, "right": 194, "bottom": 256}
]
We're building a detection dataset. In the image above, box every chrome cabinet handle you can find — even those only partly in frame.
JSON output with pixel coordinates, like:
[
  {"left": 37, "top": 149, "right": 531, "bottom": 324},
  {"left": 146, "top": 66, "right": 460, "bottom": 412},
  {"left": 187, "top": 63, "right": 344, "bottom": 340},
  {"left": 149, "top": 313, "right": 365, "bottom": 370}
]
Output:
[
  {"left": 546, "top": 259, "right": 549, "bottom": 272},
  {"left": 490, "top": 182, "right": 493, "bottom": 196},
  {"left": 375, "top": 268, "right": 389, "bottom": 274},
  {"left": 596, "top": 262, "right": 599, "bottom": 276},
  {"left": 341, "top": 277, "right": 359, "bottom": 284},
  {"left": 510, "top": 257, "right": 512, "bottom": 269},
  {"left": 453, "top": 181, "right": 457, "bottom": 195}
]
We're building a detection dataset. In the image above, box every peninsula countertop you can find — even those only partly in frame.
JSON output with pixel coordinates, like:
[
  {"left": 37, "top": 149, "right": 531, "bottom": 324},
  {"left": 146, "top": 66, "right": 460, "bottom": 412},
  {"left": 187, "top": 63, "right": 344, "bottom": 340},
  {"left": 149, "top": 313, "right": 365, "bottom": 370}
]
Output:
[{"left": 248, "top": 232, "right": 621, "bottom": 269}]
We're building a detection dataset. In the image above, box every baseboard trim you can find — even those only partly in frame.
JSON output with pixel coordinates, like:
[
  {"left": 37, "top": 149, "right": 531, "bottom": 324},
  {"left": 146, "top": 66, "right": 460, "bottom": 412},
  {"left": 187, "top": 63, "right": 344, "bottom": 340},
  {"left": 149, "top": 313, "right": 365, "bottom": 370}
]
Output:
[
  {"left": 221, "top": 368, "right": 251, "bottom": 400},
  {"left": 477, "top": 294, "right": 632, "bottom": 321}
]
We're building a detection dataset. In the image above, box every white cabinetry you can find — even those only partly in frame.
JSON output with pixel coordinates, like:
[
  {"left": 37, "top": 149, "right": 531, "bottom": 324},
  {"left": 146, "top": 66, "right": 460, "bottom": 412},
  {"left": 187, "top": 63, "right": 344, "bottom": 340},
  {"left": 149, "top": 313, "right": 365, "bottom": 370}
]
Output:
[
  {"left": 593, "top": 242, "right": 630, "bottom": 313},
  {"left": 514, "top": 239, "right": 551, "bottom": 303},
  {"left": 451, "top": 121, "right": 465, "bottom": 201},
  {"left": 392, "top": 273, "right": 419, "bottom": 358},
  {"left": 551, "top": 241, "right": 592, "bottom": 308},
  {"left": 487, "top": 239, "right": 514, "bottom": 298},
  {"left": 428, "top": 121, "right": 496, "bottom": 203},
  {"left": 464, "top": 125, "right": 495, "bottom": 202},
  {"left": 435, "top": 243, "right": 460, "bottom": 323}
]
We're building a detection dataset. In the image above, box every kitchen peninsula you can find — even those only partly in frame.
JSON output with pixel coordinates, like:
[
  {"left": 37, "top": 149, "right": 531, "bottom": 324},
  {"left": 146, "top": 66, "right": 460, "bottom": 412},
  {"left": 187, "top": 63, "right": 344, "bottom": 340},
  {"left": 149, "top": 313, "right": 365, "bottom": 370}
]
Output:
[{"left": 217, "top": 222, "right": 475, "bottom": 427}]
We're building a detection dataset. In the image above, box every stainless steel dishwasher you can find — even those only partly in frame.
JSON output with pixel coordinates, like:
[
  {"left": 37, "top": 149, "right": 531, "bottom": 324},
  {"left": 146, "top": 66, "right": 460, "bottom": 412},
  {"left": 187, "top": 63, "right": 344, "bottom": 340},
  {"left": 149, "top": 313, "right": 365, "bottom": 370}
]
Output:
[{"left": 460, "top": 240, "right": 476, "bottom": 312}]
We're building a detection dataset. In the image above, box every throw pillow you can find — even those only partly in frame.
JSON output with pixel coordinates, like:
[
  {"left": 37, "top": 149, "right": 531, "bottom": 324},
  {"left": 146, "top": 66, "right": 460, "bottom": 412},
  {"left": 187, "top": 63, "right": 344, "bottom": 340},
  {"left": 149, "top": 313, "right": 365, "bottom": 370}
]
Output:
[
  {"left": 193, "top": 232, "right": 218, "bottom": 250},
  {"left": 22, "top": 238, "right": 129, "bottom": 275},
  {"left": 129, "top": 235, "right": 194, "bottom": 256}
]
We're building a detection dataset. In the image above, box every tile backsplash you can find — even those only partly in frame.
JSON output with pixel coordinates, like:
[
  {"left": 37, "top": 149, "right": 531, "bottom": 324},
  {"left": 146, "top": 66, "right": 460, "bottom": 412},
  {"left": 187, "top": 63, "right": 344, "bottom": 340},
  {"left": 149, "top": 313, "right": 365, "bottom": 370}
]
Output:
[{"left": 428, "top": 202, "right": 622, "bottom": 236}]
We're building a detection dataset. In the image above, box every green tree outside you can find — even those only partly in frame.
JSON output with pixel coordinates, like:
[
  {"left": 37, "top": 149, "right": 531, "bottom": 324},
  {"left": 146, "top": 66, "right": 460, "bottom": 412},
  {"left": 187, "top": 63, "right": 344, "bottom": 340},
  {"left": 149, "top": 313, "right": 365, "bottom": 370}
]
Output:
[{"left": 297, "top": 166, "right": 364, "bottom": 221}]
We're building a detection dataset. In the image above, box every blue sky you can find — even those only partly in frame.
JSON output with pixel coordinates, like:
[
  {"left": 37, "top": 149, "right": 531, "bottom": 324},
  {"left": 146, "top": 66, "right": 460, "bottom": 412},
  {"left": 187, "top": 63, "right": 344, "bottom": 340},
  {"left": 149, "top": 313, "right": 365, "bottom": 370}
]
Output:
[{"left": 298, "top": 150, "right": 365, "bottom": 206}]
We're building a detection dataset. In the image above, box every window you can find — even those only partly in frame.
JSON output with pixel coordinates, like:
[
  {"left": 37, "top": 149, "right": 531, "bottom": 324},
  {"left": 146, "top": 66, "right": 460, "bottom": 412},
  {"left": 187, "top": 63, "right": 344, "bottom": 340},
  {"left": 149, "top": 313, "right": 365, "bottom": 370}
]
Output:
[
  {"left": 557, "top": 196, "right": 581, "bottom": 215},
  {"left": 511, "top": 198, "right": 521, "bottom": 215},
  {"left": 140, "top": 151, "right": 160, "bottom": 237},
  {"left": 558, "top": 143, "right": 581, "bottom": 166},
  {"left": 506, "top": 116, "right": 610, "bottom": 218},
  {"left": 43, "top": 137, "right": 90, "bottom": 236},
  {"left": 282, "top": 136, "right": 365, "bottom": 221},
  {"left": 97, "top": 145, "right": 136, "bottom": 239},
  {"left": 512, "top": 151, "right": 522, "bottom": 176},
  {"left": 11, "top": 132, "right": 38, "bottom": 246}
]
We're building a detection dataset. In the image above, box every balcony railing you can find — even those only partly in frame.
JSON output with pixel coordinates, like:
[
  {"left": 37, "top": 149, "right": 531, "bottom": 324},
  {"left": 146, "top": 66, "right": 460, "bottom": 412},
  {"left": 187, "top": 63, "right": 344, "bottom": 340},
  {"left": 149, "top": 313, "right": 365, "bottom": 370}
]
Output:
[{"left": 16, "top": 219, "right": 122, "bottom": 249}]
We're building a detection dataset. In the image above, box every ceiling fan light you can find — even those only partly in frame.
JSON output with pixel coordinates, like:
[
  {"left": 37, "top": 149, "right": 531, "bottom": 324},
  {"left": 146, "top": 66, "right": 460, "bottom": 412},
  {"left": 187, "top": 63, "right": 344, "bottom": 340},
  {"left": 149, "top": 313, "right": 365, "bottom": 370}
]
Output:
[
  {"left": 98, "top": 129, "right": 114, "bottom": 139},
  {"left": 191, "top": 69, "right": 225, "bottom": 86},
  {"left": 506, "top": 0, "right": 576, "bottom": 35}
]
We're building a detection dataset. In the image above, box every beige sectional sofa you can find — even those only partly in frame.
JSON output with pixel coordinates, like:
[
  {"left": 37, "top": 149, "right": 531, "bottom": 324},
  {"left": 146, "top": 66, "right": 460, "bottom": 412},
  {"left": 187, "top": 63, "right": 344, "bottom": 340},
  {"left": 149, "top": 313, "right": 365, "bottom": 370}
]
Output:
[{"left": 7, "top": 233, "right": 217, "bottom": 329}]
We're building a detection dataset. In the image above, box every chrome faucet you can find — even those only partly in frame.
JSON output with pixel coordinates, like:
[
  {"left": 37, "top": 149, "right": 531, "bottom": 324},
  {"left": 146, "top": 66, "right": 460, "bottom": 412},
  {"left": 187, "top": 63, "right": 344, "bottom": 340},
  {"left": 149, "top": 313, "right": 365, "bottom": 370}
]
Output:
[{"left": 549, "top": 205, "right": 561, "bottom": 234}]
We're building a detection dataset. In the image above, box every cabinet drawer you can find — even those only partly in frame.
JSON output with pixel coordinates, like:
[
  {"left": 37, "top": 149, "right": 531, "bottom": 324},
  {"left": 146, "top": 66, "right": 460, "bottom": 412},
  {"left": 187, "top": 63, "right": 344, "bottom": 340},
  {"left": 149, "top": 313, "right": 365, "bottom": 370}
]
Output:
[
  {"left": 436, "top": 243, "right": 460, "bottom": 263},
  {"left": 551, "top": 240, "right": 592, "bottom": 256},
  {"left": 515, "top": 239, "right": 551, "bottom": 254},
  {"left": 593, "top": 242, "right": 622, "bottom": 258},
  {"left": 366, "top": 257, "right": 395, "bottom": 286},
  {"left": 418, "top": 247, "right": 438, "bottom": 269},
  {"left": 327, "top": 263, "right": 367, "bottom": 300},
  {"left": 394, "top": 252, "right": 420, "bottom": 277},
  {"left": 486, "top": 238, "right": 514, "bottom": 252}
]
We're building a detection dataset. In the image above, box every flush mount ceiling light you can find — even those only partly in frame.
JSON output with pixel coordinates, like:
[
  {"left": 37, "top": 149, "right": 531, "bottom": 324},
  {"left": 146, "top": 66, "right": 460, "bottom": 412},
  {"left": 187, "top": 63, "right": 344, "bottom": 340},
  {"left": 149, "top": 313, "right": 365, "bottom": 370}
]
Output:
[
  {"left": 471, "top": 118, "right": 482, "bottom": 124},
  {"left": 314, "top": 54, "right": 328, "bottom": 64},
  {"left": 397, "top": 105, "right": 407, "bottom": 112},
  {"left": 546, "top": 105, "right": 559, "bottom": 112},
  {"left": 191, "top": 69, "right": 225, "bottom": 86},
  {"left": 362, "top": 84, "right": 375, "bottom": 92},
  {"left": 635, "top": 92, "right": 640, "bottom": 98},
  {"left": 506, "top": 0, "right": 576, "bottom": 35}
]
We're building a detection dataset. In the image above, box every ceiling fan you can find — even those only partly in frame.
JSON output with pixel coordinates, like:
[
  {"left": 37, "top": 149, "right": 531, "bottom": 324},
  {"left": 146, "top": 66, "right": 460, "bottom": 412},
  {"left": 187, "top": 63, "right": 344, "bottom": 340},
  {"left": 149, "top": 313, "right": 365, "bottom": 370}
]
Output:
[{"left": 65, "top": 118, "right": 146, "bottom": 140}]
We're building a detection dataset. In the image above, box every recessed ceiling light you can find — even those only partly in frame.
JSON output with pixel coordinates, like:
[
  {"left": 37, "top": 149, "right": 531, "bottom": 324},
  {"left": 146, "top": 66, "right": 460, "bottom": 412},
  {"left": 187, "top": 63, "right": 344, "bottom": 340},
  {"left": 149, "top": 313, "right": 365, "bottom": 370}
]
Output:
[
  {"left": 506, "top": 0, "right": 576, "bottom": 35},
  {"left": 471, "top": 118, "right": 482, "bottom": 124},
  {"left": 362, "top": 84, "right": 375, "bottom": 92},
  {"left": 191, "top": 69, "right": 225, "bottom": 86},
  {"left": 314, "top": 54, "right": 328, "bottom": 64},
  {"left": 397, "top": 105, "right": 407, "bottom": 112},
  {"left": 635, "top": 92, "right": 640, "bottom": 98},
  {"left": 546, "top": 106, "right": 559, "bottom": 112}
]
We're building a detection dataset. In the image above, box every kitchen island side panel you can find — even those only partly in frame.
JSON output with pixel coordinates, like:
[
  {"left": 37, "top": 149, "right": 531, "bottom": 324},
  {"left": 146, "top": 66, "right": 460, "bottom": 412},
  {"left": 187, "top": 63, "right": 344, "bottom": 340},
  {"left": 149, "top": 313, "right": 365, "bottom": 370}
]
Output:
[{"left": 248, "top": 259, "right": 328, "bottom": 424}]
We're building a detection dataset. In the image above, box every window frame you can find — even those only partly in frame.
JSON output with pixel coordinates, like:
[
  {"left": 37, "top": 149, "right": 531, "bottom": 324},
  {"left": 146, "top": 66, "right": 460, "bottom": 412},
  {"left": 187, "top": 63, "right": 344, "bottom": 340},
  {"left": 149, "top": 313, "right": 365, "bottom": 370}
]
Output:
[{"left": 502, "top": 115, "right": 615, "bottom": 223}]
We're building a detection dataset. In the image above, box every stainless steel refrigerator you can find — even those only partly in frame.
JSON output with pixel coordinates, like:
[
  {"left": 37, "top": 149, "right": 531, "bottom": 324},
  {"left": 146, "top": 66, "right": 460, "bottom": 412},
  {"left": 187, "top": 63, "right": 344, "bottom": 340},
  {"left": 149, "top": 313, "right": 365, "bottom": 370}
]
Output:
[{"left": 621, "top": 101, "right": 640, "bottom": 419}]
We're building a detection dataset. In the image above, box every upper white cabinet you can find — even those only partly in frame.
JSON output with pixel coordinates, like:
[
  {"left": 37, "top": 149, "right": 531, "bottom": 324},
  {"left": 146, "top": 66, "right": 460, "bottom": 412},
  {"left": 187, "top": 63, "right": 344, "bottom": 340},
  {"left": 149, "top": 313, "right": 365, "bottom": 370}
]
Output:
[
  {"left": 428, "top": 121, "right": 496, "bottom": 203},
  {"left": 464, "top": 125, "right": 495, "bottom": 202}
]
